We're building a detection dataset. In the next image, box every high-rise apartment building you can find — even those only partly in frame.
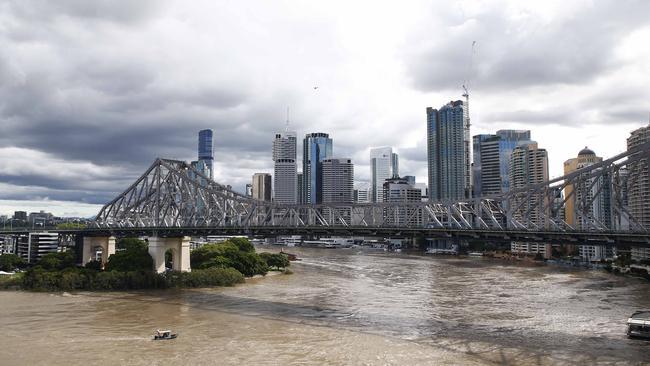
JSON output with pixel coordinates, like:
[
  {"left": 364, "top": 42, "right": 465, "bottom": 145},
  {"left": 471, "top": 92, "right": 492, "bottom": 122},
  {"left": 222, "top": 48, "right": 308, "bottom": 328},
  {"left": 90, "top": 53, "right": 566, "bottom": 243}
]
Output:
[
  {"left": 197, "top": 129, "right": 214, "bottom": 179},
  {"left": 564, "top": 147, "right": 614, "bottom": 261},
  {"left": 627, "top": 124, "right": 650, "bottom": 229},
  {"left": 370, "top": 147, "right": 399, "bottom": 202},
  {"left": 251, "top": 173, "right": 272, "bottom": 201},
  {"left": 322, "top": 158, "right": 354, "bottom": 204},
  {"left": 427, "top": 100, "right": 471, "bottom": 201},
  {"left": 273, "top": 131, "right": 298, "bottom": 204},
  {"left": 302, "top": 133, "right": 333, "bottom": 204},
  {"left": 473, "top": 130, "right": 531, "bottom": 197},
  {"left": 509, "top": 142, "right": 549, "bottom": 226},
  {"left": 563, "top": 147, "right": 611, "bottom": 228}
]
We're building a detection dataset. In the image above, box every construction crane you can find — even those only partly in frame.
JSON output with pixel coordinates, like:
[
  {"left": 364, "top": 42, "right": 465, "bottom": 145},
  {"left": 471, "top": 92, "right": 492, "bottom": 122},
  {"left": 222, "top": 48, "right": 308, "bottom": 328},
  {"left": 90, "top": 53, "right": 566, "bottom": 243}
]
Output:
[{"left": 462, "top": 41, "right": 476, "bottom": 128}]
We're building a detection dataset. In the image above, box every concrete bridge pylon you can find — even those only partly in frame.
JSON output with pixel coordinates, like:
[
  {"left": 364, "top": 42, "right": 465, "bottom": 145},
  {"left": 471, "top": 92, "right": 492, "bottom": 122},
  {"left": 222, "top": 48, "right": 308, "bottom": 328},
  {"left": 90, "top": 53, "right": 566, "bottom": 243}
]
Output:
[
  {"left": 148, "top": 236, "right": 191, "bottom": 273},
  {"left": 81, "top": 236, "right": 116, "bottom": 267}
]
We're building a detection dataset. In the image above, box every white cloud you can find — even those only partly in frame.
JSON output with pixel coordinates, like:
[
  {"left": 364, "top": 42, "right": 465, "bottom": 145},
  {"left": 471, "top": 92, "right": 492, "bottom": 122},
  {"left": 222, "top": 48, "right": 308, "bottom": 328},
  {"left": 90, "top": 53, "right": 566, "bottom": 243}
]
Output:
[{"left": 0, "top": 0, "right": 648, "bottom": 212}]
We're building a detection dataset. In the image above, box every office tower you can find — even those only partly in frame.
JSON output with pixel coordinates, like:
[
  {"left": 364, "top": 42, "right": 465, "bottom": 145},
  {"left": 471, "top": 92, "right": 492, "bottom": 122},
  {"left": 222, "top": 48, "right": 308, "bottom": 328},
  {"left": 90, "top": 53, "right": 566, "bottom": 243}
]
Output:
[
  {"left": 383, "top": 177, "right": 422, "bottom": 203},
  {"left": 627, "top": 124, "right": 650, "bottom": 230},
  {"left": 383, "top": 177, "right": 423, "bottom": 226},
  {"left": 302, "top": 133, "right": 333, "bottom": 204},
  {"left": 273, "top": 131, "right": 298, "bottom": 204},
  {"left": 427, "top": 100, "right": 471, "bottom": 201},
  {"left": 472, "top": 130, "right": 531, "bottom": 197},
  {"left": 509, "top": 142, "right": 549, "bottom": 226},
  {"left": 322, "top": 158, "right": 354, "bottom": 204},
  {"left": 297, "top": 172, "right": 303, "bottom": 204},
  {"left": 13, "top": 211, "right": 27, "bottom": 221},
  {"left": 252, "top": 173, "right": 272, "bottom": 201},
  {"left": 353, "top": 182, "right": 371, "bottom": 203},
  {"left": 370, "top": 147, "right": 399, "bottom": 202},
  {"left": 245, "top": 184, "right": 253, "bottom": 197},
  {"left": 197, "top": 129, "right": 214, "bottom": 179}
]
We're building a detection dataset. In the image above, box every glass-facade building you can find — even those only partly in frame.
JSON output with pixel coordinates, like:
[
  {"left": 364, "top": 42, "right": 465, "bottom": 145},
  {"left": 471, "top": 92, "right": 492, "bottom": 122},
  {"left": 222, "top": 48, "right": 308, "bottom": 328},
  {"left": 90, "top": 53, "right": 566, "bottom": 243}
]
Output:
[
  {"left": 426, "top": 100, "right": 470, "bottom": 201},
  {"left": 472, "top": 130, "right": 531, "bottom": 198},
  {"left": 198, "top": 129, "right": 214, "bottom": 180},
  {"left": 370, "top": 147, "right": 399, "bottom": 202},
  {"left": 302, "top": 133, "right": 333, "bottom": 204}
]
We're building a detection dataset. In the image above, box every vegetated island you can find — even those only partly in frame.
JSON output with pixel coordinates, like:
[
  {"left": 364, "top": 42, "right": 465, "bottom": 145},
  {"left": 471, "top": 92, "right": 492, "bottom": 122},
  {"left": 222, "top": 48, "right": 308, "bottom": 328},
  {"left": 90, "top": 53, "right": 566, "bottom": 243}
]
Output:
[{"left": 0, "top": 237, "right": 291, "bottom": 291}]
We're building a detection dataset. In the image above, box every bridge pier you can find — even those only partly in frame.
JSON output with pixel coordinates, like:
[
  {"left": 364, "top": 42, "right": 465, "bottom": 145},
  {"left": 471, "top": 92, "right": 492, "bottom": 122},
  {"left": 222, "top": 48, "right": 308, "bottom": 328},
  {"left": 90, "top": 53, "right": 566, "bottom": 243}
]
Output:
[
  {"left": 148, "top": 236, "right": 191, "bottom": 273},
  {"left": 81, "top": 236, "right": 116, "bottom": 266}
]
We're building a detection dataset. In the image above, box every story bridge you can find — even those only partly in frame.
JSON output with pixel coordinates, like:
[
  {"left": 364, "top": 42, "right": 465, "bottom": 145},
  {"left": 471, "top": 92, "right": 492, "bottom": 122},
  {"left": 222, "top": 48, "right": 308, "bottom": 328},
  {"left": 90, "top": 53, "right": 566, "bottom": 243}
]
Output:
[{"left": 3, "top": 141, "right": 650, "bottom": 272}]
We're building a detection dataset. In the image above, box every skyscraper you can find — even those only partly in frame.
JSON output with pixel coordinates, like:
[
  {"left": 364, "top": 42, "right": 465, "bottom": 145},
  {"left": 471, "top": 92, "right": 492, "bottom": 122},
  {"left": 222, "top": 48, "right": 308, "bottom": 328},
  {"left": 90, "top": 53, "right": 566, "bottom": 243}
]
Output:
[
  {"left": 626, "top": 124, "right": 650, "bottom": 261},
  {"left": 370, "top": 147, "right": 399, "bottom": 202},
  {"left": 322, "top": 158, "right": 354, "bottom": 204},
  {"left": 509, "top": 142, "right": 549, "bottom": 227},
  {"left": 273, "top": 131, "right": 298, "bottom": 204},
  {"left": 302, "top": 133, "right": 333, "bottom": 204},
  {"left": 198, "top": 129, "right": 214, "bottom": 179},
  {"left": 627, "top": 124, "right": 650, "bottom": 229},
  {"left": 472, "top": 130, "right": 531, "bottom": 197},
  {"left": 564, "top": 147, "right": 614, "bottom": 261},
  {"left": 252, "top": 173, "right": 272, "bottom": 201},
  {"left": 297, "top": 172, "right": 303, "bottom": 204},
  {"left": 563, "top": 147, "right": 611, "bottom": 228},
  {"left": 427, "top": 100, "right": 471, "bottom": 201}
]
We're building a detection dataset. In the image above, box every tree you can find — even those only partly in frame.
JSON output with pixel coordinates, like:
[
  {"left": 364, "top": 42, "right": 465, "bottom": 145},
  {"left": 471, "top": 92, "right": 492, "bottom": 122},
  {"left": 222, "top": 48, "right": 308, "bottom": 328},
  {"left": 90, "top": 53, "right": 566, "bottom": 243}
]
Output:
[
  {"left": 117, "top": 238, "right": 148, "bottom": 251},
  {"left": 259, "top": 253, "right": 290, "bottom": 270},
  {"left": 106, "top": 241, "right": 153, "bottom": 272},
  {"left": 55, "top": 222, "right": 87, "bottom": 230},
  {"left": 38, "top": 251, "right": 76, "bottom": 271},
  {"left": 228, "top": 237, "right": 255, "bottom": 253},
  {"left": 84, "top": 260, "right": 102, "bottom": 271},
  {"left": 190, "top": 241, "right": 268, "bottom": 276},
  {"left": 0, "top": 254, "right": 25, "bottom": 272}
]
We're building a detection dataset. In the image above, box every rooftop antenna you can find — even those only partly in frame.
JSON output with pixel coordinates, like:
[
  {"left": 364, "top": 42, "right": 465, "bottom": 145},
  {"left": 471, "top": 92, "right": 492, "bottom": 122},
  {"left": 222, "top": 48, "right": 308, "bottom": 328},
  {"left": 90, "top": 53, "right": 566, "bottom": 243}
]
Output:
[{"left": 285, "top": 106, "right": 290, "bottom": 131}]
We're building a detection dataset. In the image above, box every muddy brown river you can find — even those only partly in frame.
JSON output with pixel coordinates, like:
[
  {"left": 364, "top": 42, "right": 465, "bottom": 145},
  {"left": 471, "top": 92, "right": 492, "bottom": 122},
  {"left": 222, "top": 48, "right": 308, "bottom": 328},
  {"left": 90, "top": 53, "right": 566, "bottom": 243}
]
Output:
[{"left": 1, "top": 247, "right": 649, "bottom": 365}]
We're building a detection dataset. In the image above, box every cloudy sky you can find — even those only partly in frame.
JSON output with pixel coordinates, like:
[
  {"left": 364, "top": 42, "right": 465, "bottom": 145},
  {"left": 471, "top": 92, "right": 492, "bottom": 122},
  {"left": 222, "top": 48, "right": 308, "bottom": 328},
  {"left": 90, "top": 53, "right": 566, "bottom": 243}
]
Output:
[{"left": 0, "top": 0, "right": 649, "bottom": 217}]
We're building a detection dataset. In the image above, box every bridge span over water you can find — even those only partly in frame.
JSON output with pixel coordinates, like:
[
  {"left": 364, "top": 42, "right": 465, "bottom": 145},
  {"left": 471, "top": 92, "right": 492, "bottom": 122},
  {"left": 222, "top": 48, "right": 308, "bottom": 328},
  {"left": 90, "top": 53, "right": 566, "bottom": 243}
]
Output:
[{"left": 2, "top": 142, "right": 650, "bottom": 272}]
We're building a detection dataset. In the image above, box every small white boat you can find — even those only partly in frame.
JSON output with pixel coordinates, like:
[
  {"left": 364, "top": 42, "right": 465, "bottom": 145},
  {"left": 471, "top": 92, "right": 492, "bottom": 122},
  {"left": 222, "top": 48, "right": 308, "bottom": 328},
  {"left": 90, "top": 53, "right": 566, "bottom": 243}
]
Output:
[
  {"left": 468, "top": 252, "right": 484, "bottom": 257},
  {"left": 153, "top": 329, "right": 177, "bottom": 340},
  {"left": 627, "top": 311, "right": 650, "bottom": 339}
]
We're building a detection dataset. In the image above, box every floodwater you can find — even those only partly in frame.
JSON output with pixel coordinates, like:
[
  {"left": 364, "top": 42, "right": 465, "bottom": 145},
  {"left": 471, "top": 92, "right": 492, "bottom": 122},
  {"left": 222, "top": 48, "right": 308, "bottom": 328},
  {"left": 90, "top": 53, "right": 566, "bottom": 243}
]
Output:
[{"left": 1, "top": 247, "right": 649, "bottom": 365}]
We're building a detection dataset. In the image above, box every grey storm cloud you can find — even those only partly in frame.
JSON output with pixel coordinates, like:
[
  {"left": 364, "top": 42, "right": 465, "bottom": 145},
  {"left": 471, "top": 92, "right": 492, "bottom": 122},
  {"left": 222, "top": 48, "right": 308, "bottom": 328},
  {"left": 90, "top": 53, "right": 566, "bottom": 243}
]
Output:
[
  {"left": 406, "top": 0, "right": 650, "bottom": 93},
  {"left": 0, "top": 0, "right": 648, "bottom": 214}
]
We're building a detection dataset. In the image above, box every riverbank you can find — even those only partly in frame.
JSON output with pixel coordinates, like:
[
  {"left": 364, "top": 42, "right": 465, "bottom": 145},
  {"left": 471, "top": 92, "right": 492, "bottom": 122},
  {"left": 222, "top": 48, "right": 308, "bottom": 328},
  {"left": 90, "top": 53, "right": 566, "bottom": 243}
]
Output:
[{"left": 0, "top": 238, "right": 292, "bottom": 292}]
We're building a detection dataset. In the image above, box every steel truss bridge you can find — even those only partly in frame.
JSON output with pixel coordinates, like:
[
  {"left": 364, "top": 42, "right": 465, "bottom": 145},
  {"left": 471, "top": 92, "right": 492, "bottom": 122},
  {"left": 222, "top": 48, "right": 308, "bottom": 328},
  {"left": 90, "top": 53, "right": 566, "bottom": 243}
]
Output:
[{"left": 80, "top": 141, "right": 650, "bottom": 248}]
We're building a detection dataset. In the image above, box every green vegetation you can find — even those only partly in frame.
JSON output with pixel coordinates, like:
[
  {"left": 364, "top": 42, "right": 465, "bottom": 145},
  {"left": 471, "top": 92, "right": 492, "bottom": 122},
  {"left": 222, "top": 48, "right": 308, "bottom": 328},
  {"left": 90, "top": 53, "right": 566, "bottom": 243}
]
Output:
[
  {"left": 19, "top": 267, "right": 244, "bottom": 291},
  {"left": 0, "top": 254, "right": 25, "bottom": 272},
  {"left": 105, "top": 238, "right": 153, "bottom": 272},
  {"left": 259, "top": 252, "right": 290, "bottom": 270},
  {"left": 190, "top": 240, "right": 269, "bottom": 276},
  {"left": 2, "top": 237, "right": 276, "bottom": 291},
  {"left": 55, "top": 222, "right": 87, "bottom": 230}
]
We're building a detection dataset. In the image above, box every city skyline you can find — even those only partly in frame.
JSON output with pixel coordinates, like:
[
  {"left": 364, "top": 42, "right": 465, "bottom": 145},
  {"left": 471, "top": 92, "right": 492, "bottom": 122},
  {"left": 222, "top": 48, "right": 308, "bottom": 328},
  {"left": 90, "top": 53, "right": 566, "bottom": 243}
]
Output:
[{"left": 0, "top": 1, "right": 649, "bottom": 217}]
